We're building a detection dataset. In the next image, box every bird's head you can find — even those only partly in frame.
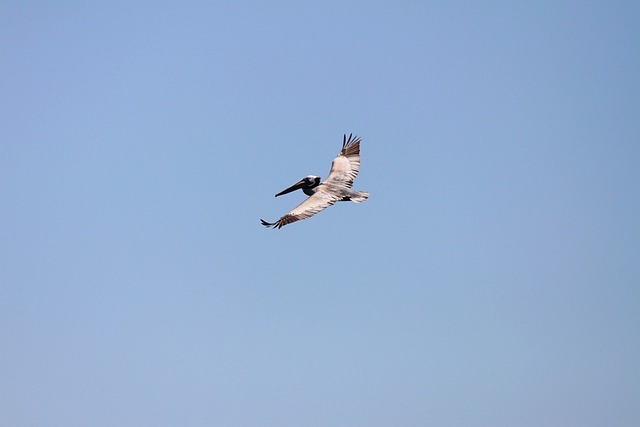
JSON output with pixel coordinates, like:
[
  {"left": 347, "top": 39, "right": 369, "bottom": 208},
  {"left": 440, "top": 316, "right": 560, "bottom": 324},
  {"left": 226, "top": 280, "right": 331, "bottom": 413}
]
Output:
[{"left": 275, "top": 175, "right": 321, "bottom": 197}]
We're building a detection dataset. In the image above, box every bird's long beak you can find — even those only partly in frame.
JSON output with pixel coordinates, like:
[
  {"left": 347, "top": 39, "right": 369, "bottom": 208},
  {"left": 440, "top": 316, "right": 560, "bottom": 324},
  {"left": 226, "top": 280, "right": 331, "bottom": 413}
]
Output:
[{"left": 275, "top": 179, "right": 306, "bottom": 197}]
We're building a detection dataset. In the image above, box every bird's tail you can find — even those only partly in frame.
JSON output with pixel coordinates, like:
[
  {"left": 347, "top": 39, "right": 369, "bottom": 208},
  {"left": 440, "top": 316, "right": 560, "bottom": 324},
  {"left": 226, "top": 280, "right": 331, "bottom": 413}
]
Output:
[{"left": 351, "top": 191, "right": 369, "bottom": 203}]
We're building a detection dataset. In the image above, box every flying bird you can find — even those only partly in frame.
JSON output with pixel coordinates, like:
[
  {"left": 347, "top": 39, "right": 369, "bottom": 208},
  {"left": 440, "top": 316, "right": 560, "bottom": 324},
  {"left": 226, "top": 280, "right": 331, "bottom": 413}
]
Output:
[{"left": 261, "top": 134, "right": 369, "bottom": 229}]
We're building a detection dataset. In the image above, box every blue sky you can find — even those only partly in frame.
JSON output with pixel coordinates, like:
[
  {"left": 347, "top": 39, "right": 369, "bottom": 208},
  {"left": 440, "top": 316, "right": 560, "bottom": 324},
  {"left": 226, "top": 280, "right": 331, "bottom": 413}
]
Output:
[{"left": 1, "top": 2, "right": 639, "bottom": 426}]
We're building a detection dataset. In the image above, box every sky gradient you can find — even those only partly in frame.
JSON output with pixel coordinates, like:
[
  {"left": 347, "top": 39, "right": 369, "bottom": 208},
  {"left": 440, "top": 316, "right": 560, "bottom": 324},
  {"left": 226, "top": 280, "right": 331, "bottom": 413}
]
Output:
[{"left": 2, "top": 2, "right": 639, "bottom": 426}]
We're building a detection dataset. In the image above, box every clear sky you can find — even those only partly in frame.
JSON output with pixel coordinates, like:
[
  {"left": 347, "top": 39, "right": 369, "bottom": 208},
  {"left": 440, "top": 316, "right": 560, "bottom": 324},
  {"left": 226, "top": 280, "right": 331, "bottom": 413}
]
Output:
[{"left": 1, "top": 2, "right": 639, "bottom": 426}]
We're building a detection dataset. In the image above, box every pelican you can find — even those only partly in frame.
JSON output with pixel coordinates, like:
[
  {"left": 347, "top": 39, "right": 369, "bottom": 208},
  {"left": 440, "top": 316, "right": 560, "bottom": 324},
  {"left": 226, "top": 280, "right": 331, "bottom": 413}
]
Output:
[{"left": 261, "top": 134, "right": 369, "bottom": 229}]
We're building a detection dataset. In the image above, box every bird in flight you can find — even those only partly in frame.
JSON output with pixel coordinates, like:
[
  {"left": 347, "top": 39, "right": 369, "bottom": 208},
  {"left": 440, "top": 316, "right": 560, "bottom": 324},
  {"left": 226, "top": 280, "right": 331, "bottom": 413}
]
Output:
[{"left": 261, "top": 134, "right": 369, "bottom": 229}]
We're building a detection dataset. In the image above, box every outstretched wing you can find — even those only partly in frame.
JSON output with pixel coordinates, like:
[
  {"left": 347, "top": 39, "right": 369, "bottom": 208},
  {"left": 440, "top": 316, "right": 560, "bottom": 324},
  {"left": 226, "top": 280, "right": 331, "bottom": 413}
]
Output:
[
  {"left": 260, "top": 186, "right": 340, "bottom": 229},
  {"left": 324, "top": 134, "right": 361, "bottom": 188}
]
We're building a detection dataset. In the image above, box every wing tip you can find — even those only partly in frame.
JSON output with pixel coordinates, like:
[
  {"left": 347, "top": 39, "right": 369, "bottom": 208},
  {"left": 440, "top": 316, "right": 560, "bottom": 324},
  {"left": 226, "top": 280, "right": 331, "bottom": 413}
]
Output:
[
  {"left": 260, "top": 219, "right": 276, "bottom": 228},
  {"left": 341, "top": 133, "right": 361, "bottom": 152},
  {"left": 261, "top": 218, "right": 288, "bottom": 229}
]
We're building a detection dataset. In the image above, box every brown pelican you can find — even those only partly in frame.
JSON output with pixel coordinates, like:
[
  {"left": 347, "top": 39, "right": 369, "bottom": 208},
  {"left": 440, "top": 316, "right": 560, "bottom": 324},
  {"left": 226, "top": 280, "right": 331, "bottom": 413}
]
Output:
[{"left": 261, "top": 134, "right": 369, "bottom": 229}]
